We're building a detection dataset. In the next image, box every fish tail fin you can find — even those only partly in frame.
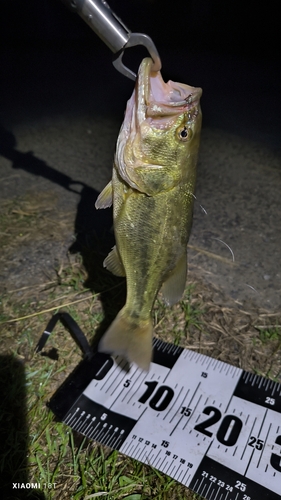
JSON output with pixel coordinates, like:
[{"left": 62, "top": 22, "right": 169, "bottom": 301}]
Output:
[{"left": 98, "top": 309, "right": 153, "bottom": 371}]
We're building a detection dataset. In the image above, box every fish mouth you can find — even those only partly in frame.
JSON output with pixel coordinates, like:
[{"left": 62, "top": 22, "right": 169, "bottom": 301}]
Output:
[
  {"left": 138, "top": 58, "right": 202, "bottom": 122},
  {"left": 115, "top": 57, "right": 202, "bottom": 187}
]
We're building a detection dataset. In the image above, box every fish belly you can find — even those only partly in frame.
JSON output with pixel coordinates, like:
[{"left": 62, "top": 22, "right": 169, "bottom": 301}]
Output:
[{"left": 113, "top": 169, "right": 193, "bottom": 321}]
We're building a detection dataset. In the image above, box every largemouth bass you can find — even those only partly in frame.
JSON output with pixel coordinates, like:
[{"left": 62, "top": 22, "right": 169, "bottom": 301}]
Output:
[{"left": 95, "top": 57, "right": 202, "bottom": 370}]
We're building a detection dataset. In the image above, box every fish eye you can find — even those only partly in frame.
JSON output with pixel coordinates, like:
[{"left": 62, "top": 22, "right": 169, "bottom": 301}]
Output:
[{"left": 177, "top": 125, "right": 192, "bottom": 142}]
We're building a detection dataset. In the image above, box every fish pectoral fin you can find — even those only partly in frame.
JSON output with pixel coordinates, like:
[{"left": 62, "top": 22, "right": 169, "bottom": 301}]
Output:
[
  {"left": 98, "top": 309, "right": 153, "bottom": 371},
  {"left": 160, "top": 252, "right": 187, "bottom": 306},
  {"left": 95, "top": 181, "right": 113, "bottom": 209},
  {"left": 103, "top": 245, "right": 126, "bottom": 277}
]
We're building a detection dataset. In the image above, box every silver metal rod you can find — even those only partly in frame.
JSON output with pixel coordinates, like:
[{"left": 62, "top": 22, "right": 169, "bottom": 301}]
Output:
[
  {"left": 61, "top": 0, "right": 162, "bottom": 80},
  {"left": 74, "top": 0, "right": 130, "bottom": 53}
]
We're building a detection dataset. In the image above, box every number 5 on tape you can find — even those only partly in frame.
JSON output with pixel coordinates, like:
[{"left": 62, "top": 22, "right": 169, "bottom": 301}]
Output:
[{"left": 49, "top": 338, "right": 281, "bottom": 500}]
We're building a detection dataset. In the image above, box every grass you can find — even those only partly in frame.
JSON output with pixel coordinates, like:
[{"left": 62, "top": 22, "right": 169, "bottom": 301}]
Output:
[
  {"left": 257, "top": 326, "right": 281, "bottom": 343},
  {"left": 0, "top": 256, "right": 203, "bottom": 499},
  {"left": 0, "top": 253, "right": 281, "bottom": 499}
]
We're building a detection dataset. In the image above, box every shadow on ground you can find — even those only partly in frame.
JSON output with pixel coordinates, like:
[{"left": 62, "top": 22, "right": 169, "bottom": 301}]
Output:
[
  {"left": 68, "top": 185, "right": 127, "bottom": 347},
  {"left": 0, "top": 356, "right": 45, "bottom": 499},
  {"left": 0, "top": 125, "right": 86, "bottom": 196},
  {"left": 0, "top": 124, "right": 125, "bottom": 347},
  {"left": 0, "top": 125, "right": 126, "bottom": 496}
]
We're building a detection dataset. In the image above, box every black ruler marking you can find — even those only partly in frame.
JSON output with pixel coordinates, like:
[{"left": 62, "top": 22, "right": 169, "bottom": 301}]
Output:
[
  {"left": 95, "top": 358, "right": 113, "bottom": 380},
  {"left": 198, "top": 479, "right": 208, "bottom": 498},
  {"left": 154, "top": 450, "right": 163, "bottom": 469},
  {"left": 138, "top": 446, "right": 147, "bottom": 462},
  {"left": 189, "top": 456, "right": 281, "bottom": 500},
  {"left": 183, "top": 394, "right": 202, "bottom": 430},
  {"left": 101, "top": 360, "right": 122, "bottom": 392},
  {"left": 159, "top": 454, "right": 168, "bottom": 470},
  {"left": 257, "top": 422, "right": 272, "bottom": 470},
  {"left": 109, "top": 367, "right": 132, "bottom": 397},
  {"left": 120, "top": 378, "right": 138, "bottom": 403},
  {"left": 126, "top": 371, "right": 148, "bottom": 405},
  {"left": 224, "top": 394, "right": 233, "bottom": 414},
  {"left": 63, "top": 394, "right": 137, "bottom": 446},
  {"left": 234, "top": 371, "right": 281, "bottom": 412},
  {"left": 152, "top": 338, "right": 183, "bottom": 368},
  {"left": 212, "top": 488, "right": 219, "bottom": 500},
  {"left": 245, "top": 408, "right": 268, "bottom": 477},
  {"left": 170, "top": 382, "right": 201, "bottom": 436},
  {"left": 168, "top": 387, "right": 190, "bottom": 423},
  {"left": 244, "top": 446, "right": 255, "bottom": 478},
  {"left": 272, "top": 382, "right": 280, "bottom": 398},
  {"left": 183, "top": 471, "right": 192, "bottom": 486},
  {"left": 240, "top": 417, "right": 257, "bottom": 461},
  {"left": 87, "top": 421, "right": 101, "bottom": 440},
  {"left": 163, "top": 384, "right": 185, "bottom": 421}
]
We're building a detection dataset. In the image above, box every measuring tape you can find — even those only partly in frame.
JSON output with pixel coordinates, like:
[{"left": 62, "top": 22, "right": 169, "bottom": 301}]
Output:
[{"left": 48, "top": 337, "right": 281, "bottom": 499}]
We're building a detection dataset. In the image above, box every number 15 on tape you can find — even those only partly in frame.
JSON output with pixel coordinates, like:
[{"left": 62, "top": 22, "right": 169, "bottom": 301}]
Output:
[{"left": 49, "top": 339, "right": 281, "bottom": 500}]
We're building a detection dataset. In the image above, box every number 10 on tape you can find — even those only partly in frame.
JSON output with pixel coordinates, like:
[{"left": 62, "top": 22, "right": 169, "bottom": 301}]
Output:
[{"left": 49, "top": 339, "right": 281, "bottom": 500}]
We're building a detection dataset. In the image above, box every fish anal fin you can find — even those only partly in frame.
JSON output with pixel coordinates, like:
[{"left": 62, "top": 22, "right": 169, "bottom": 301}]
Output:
[
  {"left": 95, "top": 181, "right": 113, "bottom": 209},
  {"left": 160, "top": 252, "right": 187, "bottom": 306},
  {"left": 98, "top": 310, "right": 153, "bottom": 371},
  {"left": 103, "top": 245, "right": 126, "bottom": 277}
]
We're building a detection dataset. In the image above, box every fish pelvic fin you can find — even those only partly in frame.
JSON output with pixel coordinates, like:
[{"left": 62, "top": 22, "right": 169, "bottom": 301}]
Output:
[
  {"left": 98, "top": 310, "right": 153, "bottom": 371},
  {"left": 95, "top": 181, "right": 113, "bottom": 209},
  {"left": 103, "top": 245, "right": 126, "bottom": 277}
]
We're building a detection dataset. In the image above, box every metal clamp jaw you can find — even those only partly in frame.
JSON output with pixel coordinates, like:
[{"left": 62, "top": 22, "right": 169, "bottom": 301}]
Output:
[{"left": 65, "top": 0, "right": 161, "bottom": 80}]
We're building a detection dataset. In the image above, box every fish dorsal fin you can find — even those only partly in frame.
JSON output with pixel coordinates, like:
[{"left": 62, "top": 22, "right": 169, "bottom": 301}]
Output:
[
  {"left": 95, "top": 181, "right": 113, "bottom": 209},
  {"left": 160, "top": 252, "right": 187, "bottom": 306},
  {"left": 103, "top": 245, "right": 126, "bottom": 277}
]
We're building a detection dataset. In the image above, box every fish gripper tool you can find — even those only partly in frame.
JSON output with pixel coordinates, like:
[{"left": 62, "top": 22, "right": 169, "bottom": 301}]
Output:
[{"left": 61, "top": 0, "right": 162, "bottom": 80}]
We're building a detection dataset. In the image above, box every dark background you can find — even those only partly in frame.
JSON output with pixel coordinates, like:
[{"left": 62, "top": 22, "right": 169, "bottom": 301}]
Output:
[
  {"left": 0, "top": 0, "right": 280, "bottom": 57},
  {"left": 0, "top": 0, "right": 280, "bottom": 143}
]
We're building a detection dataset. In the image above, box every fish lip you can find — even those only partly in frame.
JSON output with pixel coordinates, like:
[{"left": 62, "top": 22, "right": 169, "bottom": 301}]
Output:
[
  {"left": 166, "top": 80, "right": 202, "bottom": 106},
  {"left": 139, "top": 58, "right": 202, "bottom": 118}
]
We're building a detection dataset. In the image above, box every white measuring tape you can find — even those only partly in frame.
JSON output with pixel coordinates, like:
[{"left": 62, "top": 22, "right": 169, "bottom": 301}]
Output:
[{"left": 49, "top": 338, "right": 281, "bottom": 499}]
